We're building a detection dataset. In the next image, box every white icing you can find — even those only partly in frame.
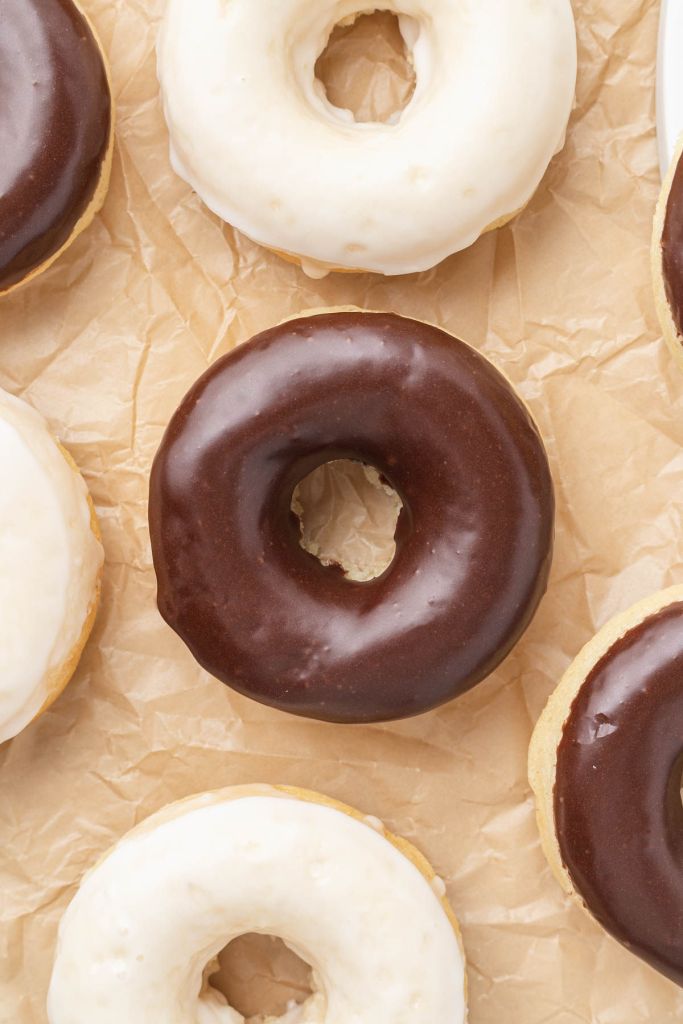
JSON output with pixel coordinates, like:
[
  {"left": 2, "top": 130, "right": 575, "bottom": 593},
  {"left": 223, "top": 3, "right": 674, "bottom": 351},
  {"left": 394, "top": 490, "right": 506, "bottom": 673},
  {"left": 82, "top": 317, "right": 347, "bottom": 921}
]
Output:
[
  {"left": 48, "top": 789, "right": 466, "bottom": 1024},
  {"left": 0, "top": 390, "right": 102, "bottom": 744},
  {"left": 363, "top": 814, "right": 385, "bottom": 833},
  {"left": 299, "top": 258, "right": 332, "bottom": 281},
  {"left": 157, "top": 0, "right": 576, "bottom": 276},
  {"left": 431, "top": 875, "right": 447, "bottom": 899}
]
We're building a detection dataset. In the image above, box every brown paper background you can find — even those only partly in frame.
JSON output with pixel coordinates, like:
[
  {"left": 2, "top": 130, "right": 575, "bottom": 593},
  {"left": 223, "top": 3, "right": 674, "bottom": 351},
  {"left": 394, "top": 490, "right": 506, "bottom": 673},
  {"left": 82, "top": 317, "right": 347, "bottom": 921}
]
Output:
[{"left": 2, "top": 0, "right": 683, "bottom": 1020}]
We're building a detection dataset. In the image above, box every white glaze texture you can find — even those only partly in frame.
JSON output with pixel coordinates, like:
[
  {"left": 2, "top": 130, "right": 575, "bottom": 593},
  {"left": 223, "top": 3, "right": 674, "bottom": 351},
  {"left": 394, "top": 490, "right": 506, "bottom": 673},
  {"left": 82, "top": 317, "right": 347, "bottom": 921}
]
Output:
[
  {"left": 48, "top": 789, "right": 466, "bottom": 1023},
  {"left": 157, "top": 0, "right": 576, "bottom": 275},
  {"left": 0, "top": 390, "right": 102, "bottom": 743}
]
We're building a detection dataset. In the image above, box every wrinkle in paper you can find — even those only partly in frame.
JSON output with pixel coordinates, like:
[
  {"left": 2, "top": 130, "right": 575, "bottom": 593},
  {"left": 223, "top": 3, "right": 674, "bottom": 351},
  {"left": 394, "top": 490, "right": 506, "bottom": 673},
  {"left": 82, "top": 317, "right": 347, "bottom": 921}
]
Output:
[{"left": 1, "top": 3, "right": 683, "bottom": 1023}]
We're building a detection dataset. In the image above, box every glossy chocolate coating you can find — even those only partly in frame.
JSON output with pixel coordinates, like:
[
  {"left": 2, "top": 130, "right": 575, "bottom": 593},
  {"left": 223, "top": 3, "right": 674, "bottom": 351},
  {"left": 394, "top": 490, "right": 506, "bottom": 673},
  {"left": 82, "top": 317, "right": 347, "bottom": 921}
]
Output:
[
  {"left": 662, "top": 152, "right": 683, "bottom": 336},
  {"left": 149, "top": 312, "right": 554, "bottom": 723},
  {"left": 0, "top": 0, "right": 111, "bottom": 292},
  {"left": 555, "top": 601, "right": 683, "bottom": 986}
]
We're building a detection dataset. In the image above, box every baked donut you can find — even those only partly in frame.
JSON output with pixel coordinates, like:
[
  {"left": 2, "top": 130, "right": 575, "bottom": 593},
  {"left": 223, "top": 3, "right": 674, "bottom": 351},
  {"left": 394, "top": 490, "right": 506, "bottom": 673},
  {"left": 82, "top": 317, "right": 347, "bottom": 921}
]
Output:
[
  {"left": 48, "top": 785, "right": 467, "bottom": 1023},
  {"left": 528, "top": 587, "right": 683, "bottom": 986},
  {"left": 0, "top": 0, "right": 114, "bottom": 296},
  {"left": 149, "top": 310, "right": 554, "bottom": 723},
  {"left": 157, "top": 0, "right": 577, "bottom": 276},
  {"left": 652, "top": 137, "right": 683, "bottom": 371},
  {"left": 0, "top": 389, "right": 103, "bottom": 744}
]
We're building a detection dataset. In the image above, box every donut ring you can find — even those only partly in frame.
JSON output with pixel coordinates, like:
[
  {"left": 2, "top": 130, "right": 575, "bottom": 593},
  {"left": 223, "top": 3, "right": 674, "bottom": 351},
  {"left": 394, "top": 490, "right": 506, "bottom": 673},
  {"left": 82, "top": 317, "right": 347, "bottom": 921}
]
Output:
[
  {"left": 0, "top": 0, "right": 114, "bottom": 296},
  {"left": 48, "top": 785, "right": 467, "bottom": 1023},
  {"left": 0, "top": 389, "right": 103, "bottom": 744},
  {"left": 157, "top": 0, "right": 577, "bottom": 276},
  {"left": 652, "top": 135, "right": 683, "bottom": 372},
  {"left": 149, "top": 310, "right": 554, "bottom": 723},
  {"left": 529, "top": 587, "right": 683, "bottom": 986}
]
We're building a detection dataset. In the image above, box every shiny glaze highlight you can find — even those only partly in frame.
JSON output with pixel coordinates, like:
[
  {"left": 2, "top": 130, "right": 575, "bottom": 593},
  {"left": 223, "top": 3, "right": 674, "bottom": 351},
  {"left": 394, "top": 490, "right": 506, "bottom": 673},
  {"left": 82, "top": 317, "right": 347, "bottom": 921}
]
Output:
[
  {"left": 555, "top": 601, "right": 683, "bottom": 986},
  {"left": 149, "top": 312, "right": 554, "bottom": 723},
  {"left": 0, "top": 0, "right": 112, "bottom": 292}
]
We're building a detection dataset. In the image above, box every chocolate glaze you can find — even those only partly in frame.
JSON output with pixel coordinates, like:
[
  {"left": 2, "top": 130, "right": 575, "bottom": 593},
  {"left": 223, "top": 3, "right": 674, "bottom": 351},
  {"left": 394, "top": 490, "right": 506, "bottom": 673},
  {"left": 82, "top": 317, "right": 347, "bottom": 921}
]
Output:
[
  {"left": 149, "top": 312, "right": 554, "bottom": 724},
  {"left": 555, "top": 601, "right": 683, "bottom": 986},
  {"left": 0, "top": 0, "right": 112, "bottom": 292},
  {"left": 662, "top": 152, "right": 683, "bottom": 337}
]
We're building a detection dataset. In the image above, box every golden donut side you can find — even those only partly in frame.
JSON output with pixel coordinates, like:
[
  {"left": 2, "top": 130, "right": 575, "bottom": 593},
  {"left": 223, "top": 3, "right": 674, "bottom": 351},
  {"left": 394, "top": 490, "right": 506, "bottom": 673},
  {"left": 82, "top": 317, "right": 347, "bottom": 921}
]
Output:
[
  {"left": 0, "top": 0, "right": 115, "bottom": 300},
  {"left": 651, "top": 133, "right": 683, "bottom": 373},
  {"left": 528, "top": 585, "right": 683, "bottom": 911},
  {"left": 29, "top": 441, "right": 103, "bottom": 727}
]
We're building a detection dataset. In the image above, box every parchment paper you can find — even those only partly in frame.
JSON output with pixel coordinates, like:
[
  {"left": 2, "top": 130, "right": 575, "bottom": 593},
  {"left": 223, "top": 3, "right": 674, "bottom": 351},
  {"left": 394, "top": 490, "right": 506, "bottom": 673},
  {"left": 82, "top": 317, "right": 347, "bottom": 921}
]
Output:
[{"left": 2, "top": 1, "right": 683, "bottom": 1021}]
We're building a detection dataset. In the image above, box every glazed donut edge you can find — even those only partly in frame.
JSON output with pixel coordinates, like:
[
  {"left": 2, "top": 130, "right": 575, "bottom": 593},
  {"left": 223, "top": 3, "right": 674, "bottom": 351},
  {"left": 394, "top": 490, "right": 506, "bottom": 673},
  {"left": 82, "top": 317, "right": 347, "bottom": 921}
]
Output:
[
  {"left": 31, "top": 444, "right": 103, "bottom": 725},
  {"left": 0, "top": 399, "right": 104, "bottom": 745},
  {"left": 0, "top": 0, "right": 115, "bottom": 299},
  {"left": 652, "top": 133, "right": 683, "bottom": 373},
  {"left": 528, "top": 584, "right": 683, "bottom": 907}
]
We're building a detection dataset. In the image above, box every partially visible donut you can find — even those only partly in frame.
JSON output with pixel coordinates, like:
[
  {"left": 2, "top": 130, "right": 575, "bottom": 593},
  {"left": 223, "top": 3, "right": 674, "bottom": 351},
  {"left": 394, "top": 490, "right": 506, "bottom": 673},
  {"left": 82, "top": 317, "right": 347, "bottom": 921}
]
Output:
[
  {"left": 529, "top": 587, "right": 683, "bottom": 987},
  {"left": 0, "top": 0, "right": 114, "bottom": 296},
  {"left": 48, "top": 785, "right": 467, "bottom": 1024},
  {"left": 157, "top": 0, "right": 576, "bottom": 276},
  {"left": 0, "top": 389, "right": 103, "bottom": 744},
  {"left": 652, "top": 135, "right": 683, "bottom": 371},
  {"left": 149, "top": 310, "right": 554, "bottom": 723}
]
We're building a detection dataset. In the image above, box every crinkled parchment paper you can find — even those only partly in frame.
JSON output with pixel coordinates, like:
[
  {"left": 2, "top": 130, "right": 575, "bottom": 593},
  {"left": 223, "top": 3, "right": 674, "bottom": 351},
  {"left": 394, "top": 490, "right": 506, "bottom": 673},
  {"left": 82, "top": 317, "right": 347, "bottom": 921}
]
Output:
[{"left": 2, "top": 1, "right": 683, "bottom": 1021}]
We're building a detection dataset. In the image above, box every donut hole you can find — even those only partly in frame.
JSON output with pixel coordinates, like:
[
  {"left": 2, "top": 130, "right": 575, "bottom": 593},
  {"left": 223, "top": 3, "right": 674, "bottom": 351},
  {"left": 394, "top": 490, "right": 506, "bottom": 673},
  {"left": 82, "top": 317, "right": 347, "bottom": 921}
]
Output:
[
  {"left": 291, "top": 459, "right": 403, "bottom": 582},
  {"left": 315, "top": 11, "right": 417, "bottom": 124},
  {"left": 208, "top": 933, "right": 314, "bottom": 1022}
]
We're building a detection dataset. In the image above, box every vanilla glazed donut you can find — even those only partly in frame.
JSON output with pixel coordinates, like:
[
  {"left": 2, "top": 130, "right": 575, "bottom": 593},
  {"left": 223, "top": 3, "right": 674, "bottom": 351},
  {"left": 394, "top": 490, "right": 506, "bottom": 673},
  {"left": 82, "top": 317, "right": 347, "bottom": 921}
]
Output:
[
  {"left": 157, "top": 0, "right": 577, "bottom": 277},
  {"left": 528, "top": 587, "right": 683, "bottom": 986},
  {"left": 652, "top": 134, "right": 683, "bottom": 371},
  {"left": 149, "top": 310, "right": 554, "bottom": 723},
  {"left": 0, "top": 389, "right": 103, "bottom": 744},
  {"left": 0, "top": 0, "right": 114, "bottom": 296},
  {"left": 48, "top": 785, "right": 467, "bottom": 1023}
]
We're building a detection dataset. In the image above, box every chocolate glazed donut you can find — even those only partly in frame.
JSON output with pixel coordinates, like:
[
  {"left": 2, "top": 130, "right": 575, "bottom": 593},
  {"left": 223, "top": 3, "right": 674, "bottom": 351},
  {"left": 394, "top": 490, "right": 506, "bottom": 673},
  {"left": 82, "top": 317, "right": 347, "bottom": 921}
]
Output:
[
  {"left": 149, "top": 312, "right": 554, "bottom": 724},
  {"left": 661, "top": 154, "right": 683, "bottom": 336},
  {"left": 555, "top": 601, "right": 683, "bottom": 986},
  {"left": 0, "top": 0, "right": 112, "bottom": 294}
]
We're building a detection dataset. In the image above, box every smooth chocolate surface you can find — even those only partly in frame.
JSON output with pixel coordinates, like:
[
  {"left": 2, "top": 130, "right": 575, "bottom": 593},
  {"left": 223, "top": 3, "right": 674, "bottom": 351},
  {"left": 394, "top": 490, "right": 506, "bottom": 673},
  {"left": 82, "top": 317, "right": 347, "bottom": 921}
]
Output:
[
  {"left": 662, "top": 152, "right": 683, "bottom": 336},
  {"left": 0, "top": 0, "right": 111, "bottom": 292},
  {"left": 555, "top": 601, "right": 683, "bottom": 986},
  {"left": 149, "top": 312, "right": 554, "bottom": 724}
]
